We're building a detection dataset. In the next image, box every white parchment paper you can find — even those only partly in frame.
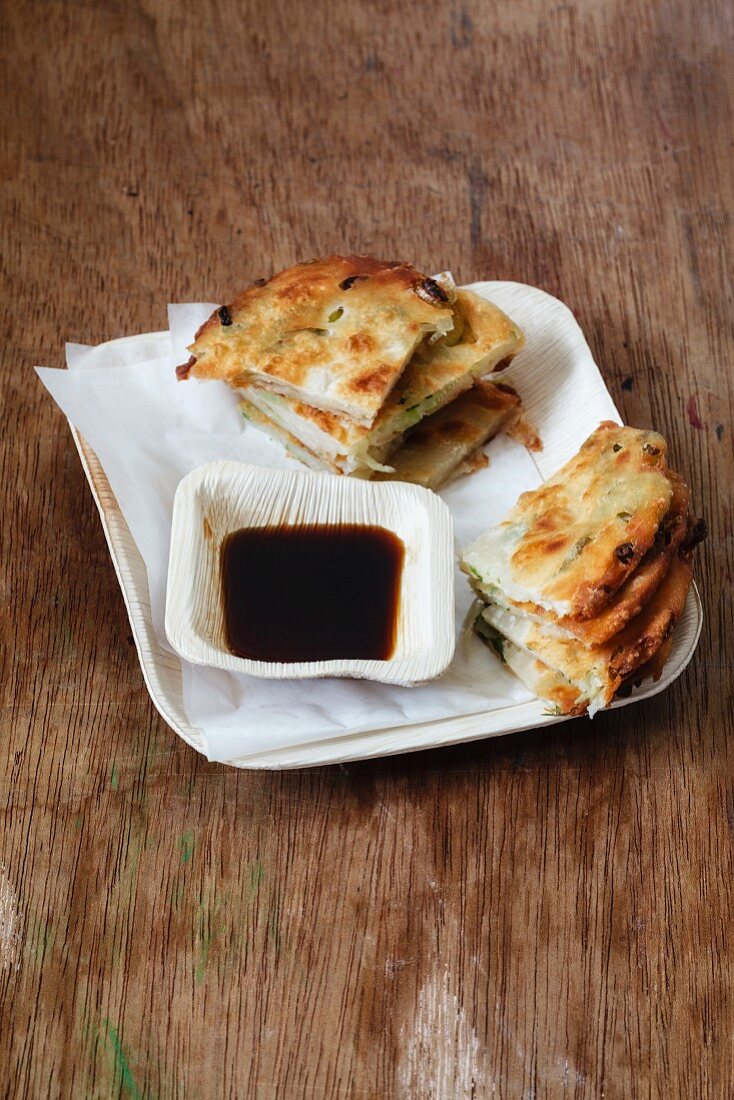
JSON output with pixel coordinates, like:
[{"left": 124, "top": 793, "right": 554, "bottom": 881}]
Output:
[{"left": 37, "top": 282, "right": 620, "bottom": 761}]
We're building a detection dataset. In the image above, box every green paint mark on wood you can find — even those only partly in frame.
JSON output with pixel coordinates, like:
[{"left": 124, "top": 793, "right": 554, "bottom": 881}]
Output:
[
  {"left": 110, "top": 763, "right": 119, "bottom": 791},
  {"left": 28, "top": 915, "right": 56, "bottom": 961},
  {"left": 194, "top": 934, "right": 214, "bottom": 984},
  {"left": 179, "top": 832, "right": 194, "bottom": 864},
  {"left": 249, "top": 859, "right": 265, "bottom": 894},
  {"left": 74, "top": 816, "right": 83, "bottom": 830},
  {"left": 102, "top": 1019, "right": 143, "bottom": 1100}
]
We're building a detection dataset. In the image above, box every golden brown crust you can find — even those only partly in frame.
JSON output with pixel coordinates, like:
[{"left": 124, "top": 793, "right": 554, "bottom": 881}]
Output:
[
  {"left": 501, "top": 470, "right": 690, "bottom": 643},
  {"left": 487, "top": 637, "right": 588, "bottom": 716},
  {"left": 463, "top": 421, "right": 674, "bottom": 619},
  {"left": 229, "top": 285, "right": 525, "bottom": 472},
  {"left": 527, "top": 658, "right": 587, "bottom": 715},
  {"left": 393, "top": 289, "right": 523, "bottom": 406},
  {"left": 375, "top": 380, "right": 521, "bottom": 490},
  {"left": 179, "top": 255, "right": 455, "bottom": 425},
  {"left": 478, "top": 549, "right": 693, "bottom": 714},
  {"left": 571, "top": 472, "right": 690, "bottom": 639},
  {"left": 236, "top": 385, "right": 360, "bottom": 451},
  {"left": 620, "top": 635, "right": 674, "bottom": 691},
  {"left": 403, "top": 379, "right": 520, "bottom": 449},
  {"left": 466, "top": 421, "right": 700, "bottom": 716},
  {"left": 602, "top": 554, "right": 692, "bottom": 685},
  {"left": 543, "top": 424, "right": 672, "bottom": 616}
]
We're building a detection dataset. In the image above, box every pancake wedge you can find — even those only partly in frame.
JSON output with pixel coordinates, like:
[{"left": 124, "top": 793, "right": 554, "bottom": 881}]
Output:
[
  {"left": 178, "top": 255, "right": 455, "bottom": 426},
  {"left": 475, "top": 618, "right": 587, "bottom": 716},
  {"left": 479, "top": 554, "right": 693, "bottom": 715},
  {"left": 241, "top": 379, "right": 524, "bottom": 491},
  {"left": 374, "top": 381, "right": 521, "bottom": 490},
  {"left": 463, "top": 420, "right": 705, "bottom": 717},
  {"left": 470, "top": 470, "right": 691, "bottom": 644},
  {"left": 233, "top": 288, "right": 524, "bottom": 476},
  {"left": 476, "top": 620, "right": 676, "bottom": 717},
  {"left": 239, "top": 398, "right": 340, "bottom": 474},
  {"left": 462, "top": 422, "right": 674, "bottom": 621}
]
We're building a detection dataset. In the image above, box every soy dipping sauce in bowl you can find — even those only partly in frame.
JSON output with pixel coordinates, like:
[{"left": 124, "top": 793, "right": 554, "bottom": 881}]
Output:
[{"left": 220, "top": 524, "right": 405, "bottom": 664}]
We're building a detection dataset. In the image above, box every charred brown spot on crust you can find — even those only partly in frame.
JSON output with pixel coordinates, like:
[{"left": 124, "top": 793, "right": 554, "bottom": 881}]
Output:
[
  {"left": 415, "top": 277, "right": 449, "bottom": 304},
  {"left": 531, "top": 500, "right": 572, "bottom": 530},
  {"left": 339, "top": 274, "right": 368, "bottom": 291},
  {"left": 306, "top": 406, "right": 341, "bottom": 434},
  {"left": 347, "top": 332, "right": 377, "bottom": 355},
  {"left": 542, "top": 536, "right": 570, "bottom": 555},
  {"left": 615, "top": 542, "right": 636, "bottom": 564},
  {"left": 176, "top": 355, "right": 196, "bottom": 380},
  {"left": 218, "top": 306, "right": 233, "bottom": 326},
  {"left": 493, "top": 356, "right": 515, "bottom": 374},
  {"left": 275, "top": 271, "right": 327, "bottom": 301},
  {"left": 350, "top": 362, "right": 393, "bottom": 394}
]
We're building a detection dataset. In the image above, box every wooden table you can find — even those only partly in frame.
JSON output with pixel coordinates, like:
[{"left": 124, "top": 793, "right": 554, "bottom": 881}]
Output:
[{"left": 2, "top": 0, "right": 732, "bottom": 1095}]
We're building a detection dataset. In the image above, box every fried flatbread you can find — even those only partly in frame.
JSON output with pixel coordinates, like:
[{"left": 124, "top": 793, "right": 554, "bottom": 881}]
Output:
[
  {"left": 239, "top": 399, "right": 339, "bottom": 474},
  {"left": 476, "top": 623, "right": 676, "bottom": 717},
  {"left": 479, "top": 554, "right": 692, "bottom": 714},
  {"left": 241, "top": 380, "right": 523, "bottom": 490},
  {"left": 178, "top": 255, "right": 455, "bottom": 426},
  {"left": 240, "top": 388, "right": 363, "bottom": 471},
  {"left": 620, "top": 636, "right": 674, "bottom": 689},
  {"left": 233, "top": 287, "right": 524, "bottom": 475},
  {"left": 462, "top": 422, "right": 674, "bottom": 620},
  {"left": 385, "top": 288, "right": 523, "bottom": 415},
  {"left": 374, "top": 380, "right": 521, "bottom": 490},
  {"left": 472, "top": 471, "right": 690, "bottom": 644},
  {"left": 485, "top": 635, "right": 588, "bottom": 716}
]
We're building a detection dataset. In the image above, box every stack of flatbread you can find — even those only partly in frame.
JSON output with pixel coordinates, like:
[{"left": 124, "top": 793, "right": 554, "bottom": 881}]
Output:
[
  {"left": 177, "top": 255, "right": 529, "bottom": 490},
  {"left": 461, "top": 422, "right": 706, "bottom": 715}
]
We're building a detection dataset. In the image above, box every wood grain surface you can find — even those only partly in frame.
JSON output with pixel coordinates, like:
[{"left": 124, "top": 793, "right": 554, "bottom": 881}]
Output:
[{"left": 1, "top": 0, "right": 733, "bottom": 1096}]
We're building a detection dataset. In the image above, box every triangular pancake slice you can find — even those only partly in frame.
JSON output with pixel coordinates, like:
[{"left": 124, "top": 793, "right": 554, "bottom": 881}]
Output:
[
  {"left": 239, "top": 399, "right": 340, "bottom": 474},
  {"left": 474, "top": 618, "right": 588, "bottom": 716},
  {"left": 240, "top": 379, "right": 525, "bottom": 491},
  {"left": 374, "top": 381, "right": 521, "bottom": 490},
  {"left": 462, "top": 422, "right": 675, "bottom": 621},
  {"left": 178, "top": 255, "right": 455, "bottom": 427},
  {"left": 469, "top": 471, "right": 691, "bottom": 644},
  {"left": 235, "top": 289, "right": 524, "bottom": 476},
  {"left": 478, "top": 554, "right": 693, "bottom": 715},
  {"left": 475, "top": 626, "right": 675, "bottom": 718}
]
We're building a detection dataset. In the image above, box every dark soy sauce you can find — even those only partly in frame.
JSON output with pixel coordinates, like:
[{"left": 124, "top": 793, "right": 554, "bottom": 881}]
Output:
[{"left": 220, "top": 524, "right": 405, "bottom": 663}]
